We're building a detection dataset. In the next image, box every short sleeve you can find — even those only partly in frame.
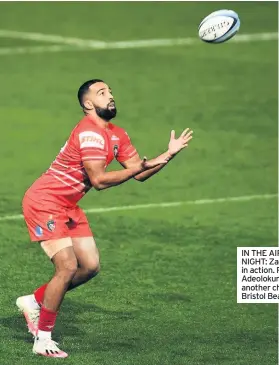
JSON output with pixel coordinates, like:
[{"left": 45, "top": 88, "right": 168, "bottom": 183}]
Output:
[
  {"left": 79, "top": 130, "right": 108, "bottom": 162},
  {"left": 117, "top": 131, "right": 137, "bottom": 163}
]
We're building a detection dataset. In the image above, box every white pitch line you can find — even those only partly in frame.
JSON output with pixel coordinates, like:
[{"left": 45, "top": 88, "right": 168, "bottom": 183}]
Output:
[
  {"left": 0, "top": 193, "right": 276, "bottom": 223},
  {"left": 0, "top": 45, "right": 76, "bottom": 55},
  {"left": 0, "top": 29, "right": 106, "bottom": 47},
  {"left": 0, "top": 31, "right": 277, "bottom": 56},
  {"left": 104, "top": 32, "right": 278, "bottom": 49}
]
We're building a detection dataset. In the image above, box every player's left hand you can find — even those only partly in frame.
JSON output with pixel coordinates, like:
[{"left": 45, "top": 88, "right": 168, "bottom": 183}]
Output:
[
  {"left": 168, "top": 128, "right": 193, "bottom": 157},
  {"left": 142, "top": 155, "right": 169, "bottom": 169}
]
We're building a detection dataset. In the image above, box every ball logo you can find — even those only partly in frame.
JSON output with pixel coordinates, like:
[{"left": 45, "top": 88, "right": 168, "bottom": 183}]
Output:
[
  {"left": 47, "top": 220, "right": 56, "bottom": 232},
  {"left": 200, "top": 20, "right": 231, "bottom": 39}
]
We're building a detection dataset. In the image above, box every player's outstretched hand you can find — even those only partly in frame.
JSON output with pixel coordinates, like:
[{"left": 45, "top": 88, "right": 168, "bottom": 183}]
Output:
[{"left": 168, "top": 128, "right": 193, "bottom": 157}]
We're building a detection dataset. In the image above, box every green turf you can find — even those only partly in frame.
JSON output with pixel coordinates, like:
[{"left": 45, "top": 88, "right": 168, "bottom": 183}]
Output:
[{"left": 0, "top": 2, "right": 277, "bottom": 364}]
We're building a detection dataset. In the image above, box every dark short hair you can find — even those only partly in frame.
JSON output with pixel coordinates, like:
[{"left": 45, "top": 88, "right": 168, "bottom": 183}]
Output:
[{"left": 77, "top": 79, "right": 104, "bottom": 108}]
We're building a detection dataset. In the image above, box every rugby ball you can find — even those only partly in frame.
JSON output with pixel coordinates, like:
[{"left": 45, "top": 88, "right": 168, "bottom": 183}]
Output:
[{"left": 198, "top": 10, "right": 240, "bottom": 43}]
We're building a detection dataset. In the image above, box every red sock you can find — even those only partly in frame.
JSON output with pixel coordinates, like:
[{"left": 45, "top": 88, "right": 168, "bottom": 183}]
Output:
[
  {"left": 38, "top": 306, "right": 58, "bottom": 332},
  {"left": 34, "top": 283, "right": 48, "bottom": 306}
]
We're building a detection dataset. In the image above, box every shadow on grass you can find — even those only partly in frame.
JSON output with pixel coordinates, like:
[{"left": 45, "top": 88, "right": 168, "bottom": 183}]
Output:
[
  {"left": 0, "top": 313, "right": 34, "bottom": 344},
  {"left": 1, "top": 297, "right": 139, "bottom": 352},
  {"left": 58, "top": 298, "right": 141, "bottom": 352}
]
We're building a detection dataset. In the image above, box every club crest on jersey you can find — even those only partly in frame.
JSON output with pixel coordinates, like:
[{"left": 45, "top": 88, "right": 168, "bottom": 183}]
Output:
[
  {"left": 47, "top": 220, "right": 56, "bottom": 232},
  {"left": 113, "top": 144, "right": 119, "bottom": 157}
]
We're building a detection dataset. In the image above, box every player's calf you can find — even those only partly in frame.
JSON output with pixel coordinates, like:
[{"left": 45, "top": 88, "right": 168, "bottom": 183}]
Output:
[{"left": 43, "top": 247, "right": 78, "bottom": 312}]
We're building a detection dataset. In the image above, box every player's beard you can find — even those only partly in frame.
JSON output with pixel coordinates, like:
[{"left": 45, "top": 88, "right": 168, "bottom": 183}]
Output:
[{"left": 95, "top": 103, "right": 117, "bottom": 121}]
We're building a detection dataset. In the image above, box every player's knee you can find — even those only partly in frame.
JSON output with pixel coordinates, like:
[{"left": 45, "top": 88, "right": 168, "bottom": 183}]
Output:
[
  {"left": 86, "top": 260, "right": 100, "bottom": 279},
  {"left": 57, "top": 260, "right": 78, "bottom": 281}
]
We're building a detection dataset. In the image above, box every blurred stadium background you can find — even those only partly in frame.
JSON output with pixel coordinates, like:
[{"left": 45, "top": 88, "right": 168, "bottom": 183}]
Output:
[{"left": 0, "top": 2, "right": 277, "bottom": 364}]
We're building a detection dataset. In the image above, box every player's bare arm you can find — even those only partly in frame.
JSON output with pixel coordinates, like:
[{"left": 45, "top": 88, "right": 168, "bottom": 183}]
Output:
[
  {"left": 120, "top": 128, "right": 193, "bottom": 182},
  {"left": 83, "top": 155, "right": 169, "bottom": 190}
]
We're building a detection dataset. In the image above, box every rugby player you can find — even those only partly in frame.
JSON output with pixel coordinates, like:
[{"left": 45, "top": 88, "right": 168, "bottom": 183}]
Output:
[{"left": 16, "top": 79, "right": 193, "bottom": 358}]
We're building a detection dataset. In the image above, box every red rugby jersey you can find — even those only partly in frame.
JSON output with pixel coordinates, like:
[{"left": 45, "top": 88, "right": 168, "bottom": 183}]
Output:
[{"left": 26, "top": 116, "right": 137, "bottom": 207}]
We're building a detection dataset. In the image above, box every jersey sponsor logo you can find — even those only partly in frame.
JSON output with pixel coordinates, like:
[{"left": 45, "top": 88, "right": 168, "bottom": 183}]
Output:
[
  {"left": 47, "top": 220, "right": 56, "bottom": 232},
  {"left": 111, "top": 135, "right": 119, "bottom": 141},
  {"left": 35, "top": 226, "right": 43, "bottom": 237},
  {"left": 79, "top": 131, "right": 105, "bottom": 149}
]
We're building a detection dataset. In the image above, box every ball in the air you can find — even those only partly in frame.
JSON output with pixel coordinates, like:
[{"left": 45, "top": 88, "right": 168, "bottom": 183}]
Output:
[{"left": 198, "top": 9, "right": 240, "bottom": 43}]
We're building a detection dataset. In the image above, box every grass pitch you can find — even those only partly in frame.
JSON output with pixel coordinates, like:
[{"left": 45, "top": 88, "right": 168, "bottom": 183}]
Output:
[{"left": 0, "top": 2, "right": 277, "bottom": 364}]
